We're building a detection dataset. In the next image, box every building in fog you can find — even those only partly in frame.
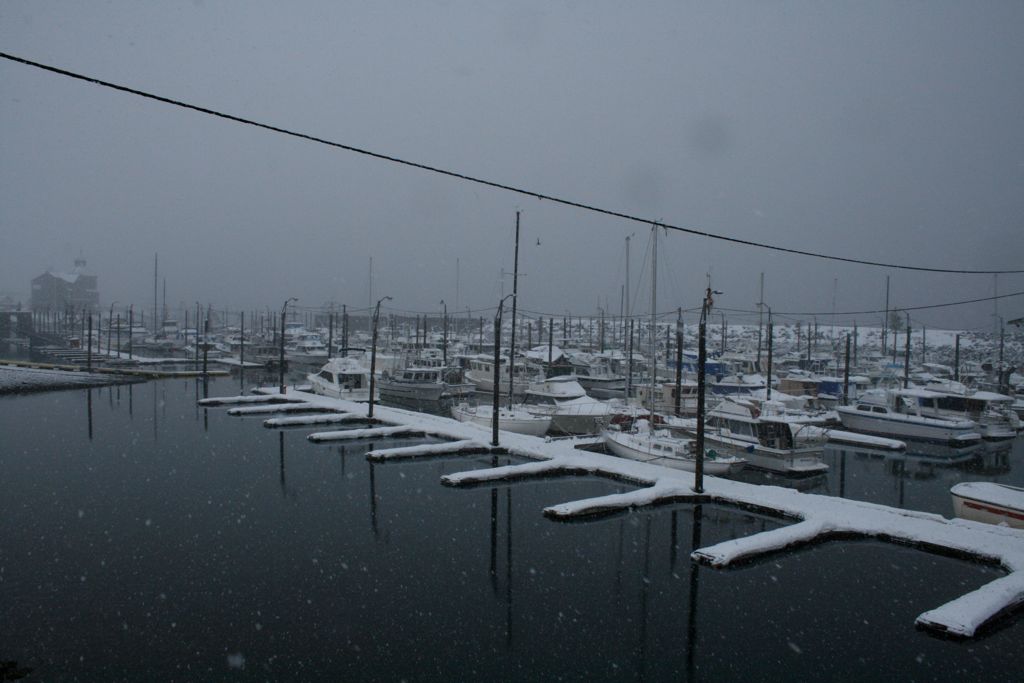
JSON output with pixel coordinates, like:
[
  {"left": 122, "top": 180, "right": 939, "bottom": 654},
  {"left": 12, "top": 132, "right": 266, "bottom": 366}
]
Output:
[{"left": 30, "top": 256, "right": 99, "bottom": 312}]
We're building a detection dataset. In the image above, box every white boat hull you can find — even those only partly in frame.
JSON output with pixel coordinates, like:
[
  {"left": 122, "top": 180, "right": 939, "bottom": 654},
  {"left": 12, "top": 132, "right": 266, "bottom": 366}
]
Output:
[
  {"left": 603, "top": 430, "right": 745, "bottom": 475},
  {"left": 951, "top": 482, "right": 1024, "bottom": 529},
  {"left": 836, "top": 406, "right": 981, "bottom": 446},
  {"left": 701, "top": 433, "right": 828, "bottom": 475},
  {"left": 451, "top": 404, "right": 552, "bottom": 437}
]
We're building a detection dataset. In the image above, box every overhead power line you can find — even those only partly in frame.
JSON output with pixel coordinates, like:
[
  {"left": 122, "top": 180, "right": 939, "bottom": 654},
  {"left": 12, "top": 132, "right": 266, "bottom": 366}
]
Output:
[
  {"left": 3, "top": 51, "right": 1023, "bottom": 275},
  {"left": 720, "top": 289, "right": 1024, "bottom": 317}
]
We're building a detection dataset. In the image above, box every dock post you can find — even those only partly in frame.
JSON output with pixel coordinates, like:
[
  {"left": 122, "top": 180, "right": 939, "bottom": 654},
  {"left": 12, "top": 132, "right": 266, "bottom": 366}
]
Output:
[
  {"left": 87, "top": 313, "right": 93, "bottom": 372},
  {"left": 240, "top": 310, "right": 245, "bottom": 392},
  {"left": 327, "top": 311, "right": 334, "bottom": 358},
  {"left": 903, "top": 314, "right": 911, "bottom": 389},
  {"left": 695, "top": 292, "right": 708, "bottom": 494},
  {"left": 843, "top": 333, "right": 851, "bottom": 406},
  {"left": 766, "top": 312, "right": 773, "bottom": 401},
  {"left": 954, "top": 334, "right": 960, "bottom": 383},
  {"left": 279, "top": 303, "right": 287, "bottom": 394},
  {"left": 368, "top": 296, "right": 391, "bottom": 419},
  {"left": 674, "top": 308, "right": 682, "bottom": 417},
  {"left": 492, "top": 313, "right": 501, "bottom": 447}
]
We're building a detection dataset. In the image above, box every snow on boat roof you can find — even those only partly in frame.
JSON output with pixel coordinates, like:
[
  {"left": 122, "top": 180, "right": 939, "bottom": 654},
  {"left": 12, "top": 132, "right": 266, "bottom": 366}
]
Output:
[
  {"left": 951, "top": 482, "right": 1024, "bottom": 513},
  {"left": 968, "top": 391, "right": 1013, "bottom": 402},
  {"left": 896, "top": 388, "right": 948, "bottom": 398}
]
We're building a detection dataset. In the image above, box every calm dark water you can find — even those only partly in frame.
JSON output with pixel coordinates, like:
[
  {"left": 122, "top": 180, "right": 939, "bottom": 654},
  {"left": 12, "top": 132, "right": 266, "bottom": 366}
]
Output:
[{"left": 1, "top": 378, "right": 1022, "bottom": 681}]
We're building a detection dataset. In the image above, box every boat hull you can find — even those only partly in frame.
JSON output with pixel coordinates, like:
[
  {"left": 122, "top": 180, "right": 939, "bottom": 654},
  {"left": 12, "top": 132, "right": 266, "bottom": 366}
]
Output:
[
  {"left": 700, "top": 434, "right": 828, "bottom": 475},
  {"left": 603, "top": 431, "right": 745, "bottom": 475},
  {"left": 951, "top": 482, "right": 1024, "bottom": 529},
  {"left": 451, "top": 404, "right": 552, "bottom": 436},
  {"left": 836, "top": 407, "right": 981, "bottom": 446}
]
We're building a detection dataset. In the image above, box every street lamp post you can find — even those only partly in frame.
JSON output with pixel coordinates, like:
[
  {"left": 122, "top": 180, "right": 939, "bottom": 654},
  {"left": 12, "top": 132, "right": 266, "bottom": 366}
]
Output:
[
  {"left": 280, "top": 297, "right": 297, "bottom": 394},
  {"left": 368, "top": 296, "right": 392, "bottom": 419}
]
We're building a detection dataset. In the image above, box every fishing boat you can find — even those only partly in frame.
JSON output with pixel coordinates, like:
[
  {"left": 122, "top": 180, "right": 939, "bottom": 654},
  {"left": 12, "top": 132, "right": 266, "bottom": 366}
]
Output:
[
  {"left": 603, "top": 419, "right": 746, "bottom": 475},
  {"left": 950, "top": 482, "right": 1024, "bottom": 529},
  {"left": 451, "top": 402, "right": 552, "bottom": 436},
  {"left": 686, "top": 399, "right": 829, "bottom": 475},
  {"left": 307, "top": 357, "right": 375, "bottom": 401},
  {"left": 836, "top": 389, "right": 982, "bottom": 447}
]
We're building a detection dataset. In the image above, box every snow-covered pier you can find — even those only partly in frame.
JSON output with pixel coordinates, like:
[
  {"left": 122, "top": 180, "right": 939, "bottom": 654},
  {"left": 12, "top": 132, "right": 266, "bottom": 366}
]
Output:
[
  {"left": 0, "top": 364, "right": 144, "bottom": 393},
  {"left": 202, "top": 387, "right": 1024, "bottom": 638}
]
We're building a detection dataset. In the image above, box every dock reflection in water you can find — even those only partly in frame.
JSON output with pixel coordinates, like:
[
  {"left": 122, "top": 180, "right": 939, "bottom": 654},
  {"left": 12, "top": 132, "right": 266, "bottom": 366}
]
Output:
[{"left": 0, "top": 377, "right": 1020, "bottom": 680}]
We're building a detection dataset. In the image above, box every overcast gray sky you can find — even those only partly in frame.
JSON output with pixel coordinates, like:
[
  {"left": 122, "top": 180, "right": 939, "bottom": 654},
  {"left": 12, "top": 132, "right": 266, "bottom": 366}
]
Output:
[{"left": 2, "top": 1, "right": 1022, "bottom": 330}]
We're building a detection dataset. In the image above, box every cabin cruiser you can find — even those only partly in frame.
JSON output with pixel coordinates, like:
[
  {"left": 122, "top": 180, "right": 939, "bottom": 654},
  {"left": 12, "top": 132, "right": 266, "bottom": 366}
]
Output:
[
  {"left": 836, "top": 389, "right": 982, "bottom": 447},
  {"left": 378, "top": 365, "right": 474, "bottom": 405},
  {"left": 463, "top": 355, "right": 541, "bottom": 399},
  {"left": 711, "top": 373, "right": 768, "bottom": 396},
  {"left": 694, "top": 399, "right": 829, "bottom": 475},
  {"left": 307, "top": 357, "right": 375, "bottom": 401},
  {"left": 285, "top": 334, "right": 329, "bottom": 364},
  {"left": 522, "top": 375, "right": 612, "bottom": 435},
  {"left": 603, "top": 419, "right": 746, "bottom": 475},
  {"left": 633, "top": 379, "right": 700, "bottom": 416},
  {"left": 451, "top": 402, "right": 552, "bottom": 436},
  {"left": 567, "top": 352, "right": 627, "bottom": 399},
  {"left": 918, "top": 380, "right": 1021, "bottom": 440}
]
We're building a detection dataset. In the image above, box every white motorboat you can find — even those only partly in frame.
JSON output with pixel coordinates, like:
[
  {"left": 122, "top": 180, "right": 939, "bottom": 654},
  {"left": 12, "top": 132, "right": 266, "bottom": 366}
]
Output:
[
  {"left": 378, "top": 365, "right": 474, "bottom": 405},
  {"left": 307, "top": 357, "right": 375, "bottom": 401},
  {"left": 285, "top": 334, "right": 330, "bottom": 364},
  {"left": 568, "top": 352, "right": 627, "bottom": 399},
  {"left": 951, "top": 482, "right": 1024, "bottom": 529},
  {"left": 633, "top": 379, "right": 700, "bottom": 416},
  {"left": 693, "top": 399, "right": 829, "bottom": 475},
  {"left": 463, "top": 355, "right": 539, "bottom": 399},
  {"left": 836, "top": 389, "right": 982, "bottom": 447},
  {"left": 522, "top": 375, "right": 612, "bottom": 435},
  {"left": 919, "top": 381, "right": 1021, "bottom": 441},
  {"left": 451, "top": 402, "right": 552, "bottom": 437},
  {"left": 603, "top": 420, "right": 746, "bottom": 475},
  {"left": 711, "top": 373, "right": 768, "bottom": 396}
]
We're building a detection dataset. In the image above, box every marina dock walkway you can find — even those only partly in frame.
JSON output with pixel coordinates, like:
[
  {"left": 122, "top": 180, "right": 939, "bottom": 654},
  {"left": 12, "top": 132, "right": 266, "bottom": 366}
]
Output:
[{"left": 199, "top": 387, "right": 1024, "bottom": 639}]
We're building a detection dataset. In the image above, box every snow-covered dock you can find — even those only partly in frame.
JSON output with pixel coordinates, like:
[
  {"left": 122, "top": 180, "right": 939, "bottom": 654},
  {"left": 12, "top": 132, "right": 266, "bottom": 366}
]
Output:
[
  {"left": 201, "top": 387, "right": 1024, "bottom": 638},
  {"left": 0, "top": 364, "right": 143, "bottom": 393}
]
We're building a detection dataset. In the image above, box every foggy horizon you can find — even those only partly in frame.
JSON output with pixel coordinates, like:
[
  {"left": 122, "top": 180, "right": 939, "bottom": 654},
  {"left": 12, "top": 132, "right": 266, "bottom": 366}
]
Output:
[{"left": 3, "top": 2, "right": 1022, "bottom": 330}]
